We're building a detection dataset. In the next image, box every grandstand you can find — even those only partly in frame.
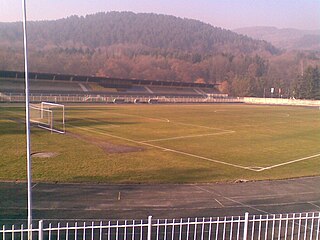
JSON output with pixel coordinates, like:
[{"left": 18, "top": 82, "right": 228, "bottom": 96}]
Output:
[
  {"left": 0, "top": 79, "right": 86, "bottom": 93},
  {"left": 0, "top": 70, "right": 224, "bottom": 98}
]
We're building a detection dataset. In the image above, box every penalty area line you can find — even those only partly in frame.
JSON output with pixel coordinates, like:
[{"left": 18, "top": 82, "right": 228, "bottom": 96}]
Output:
[
  {"left": 257, "top": 153, "right": 320, "bottom": 172},
  {"left": 109, "top": 112, "right": 170, "bottom": 123},
  {"left": 141, "top": 131, "right": 235, "bottom": 143},
  {"left": 70, "top": 125, "right": 256, "bottom": 172},
  {"left": 172, "top": 121, "right": 234, "bottom": 132}
]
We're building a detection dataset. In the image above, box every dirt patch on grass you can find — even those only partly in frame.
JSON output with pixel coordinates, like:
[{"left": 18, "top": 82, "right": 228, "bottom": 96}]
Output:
[
  {"left": 68, "top": 132, "right": 144, "bottom": 154},
  {"left": 32, "top": 152, "right": 59, "bottom": 158}
]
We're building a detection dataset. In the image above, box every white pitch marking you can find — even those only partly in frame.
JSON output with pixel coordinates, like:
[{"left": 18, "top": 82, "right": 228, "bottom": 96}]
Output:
[
  {"left": 194, "top": 185, "right": 269, "bottom": 214},
  {"left": 193, "top": 186, "right": 225, "bottom": 207},
  {"left": 112, "top": 112, "right": 170, "bottom": 122},
  {"left": 101, "top": 124, "right": 120, "bottom": 129},
  {"left": 71, "top": 109, "right": 235, "bottom": 132},
  {"left": 85, "top": 110, "right": 233, "bottom": 131},
  {"left": 172, "top": 121, "right": 234, "bottom": 132},
  {"left": 308, "top": 202, "right": 320, "bottom": 209},
  {"left": 214, "top": 199, "right": 224, "bottom": 207},
  {"left": 141, "top": 131, "right": 234, "bottom": 143},
  {"left": 109, "top": 112, "right": 170, "bottom": 123},
  {"left": 79, "top": 109, "right": 235, "bottom": 134},
  {"left": 229, "top": 190, "right": 320, "bottom": 200},
  {"left": 257, "top": 153, "right": 320, "bottom": 172},
  {"left": 71, "top": 125, "right": 256, "bottom": 171},
  {"left": 68, "top": 110, "right": 171, "bottom": 122},
  {"left": 247, "top": 166, "right": 265, "bottom": 171}
]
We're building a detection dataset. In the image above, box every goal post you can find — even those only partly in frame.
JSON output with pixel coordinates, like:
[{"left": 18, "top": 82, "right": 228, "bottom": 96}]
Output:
[{"left": 30, "top": 102, "right": 65, "bottom": 134}]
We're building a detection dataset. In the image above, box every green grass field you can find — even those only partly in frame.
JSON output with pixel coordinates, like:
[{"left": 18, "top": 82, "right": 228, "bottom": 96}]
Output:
[{"left": 1, "top": 103, "right": 319, "bottom": 183}]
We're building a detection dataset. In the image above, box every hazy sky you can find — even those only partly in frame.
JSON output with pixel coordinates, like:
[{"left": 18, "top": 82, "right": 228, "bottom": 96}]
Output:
[{"left": 0, "top": 0, "right": 319, "bottom": 30}]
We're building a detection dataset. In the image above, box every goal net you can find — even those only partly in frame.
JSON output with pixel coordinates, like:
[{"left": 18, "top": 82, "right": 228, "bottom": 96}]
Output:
[{"left": 30, "top": 102, "right": 65, "bottom": 134}]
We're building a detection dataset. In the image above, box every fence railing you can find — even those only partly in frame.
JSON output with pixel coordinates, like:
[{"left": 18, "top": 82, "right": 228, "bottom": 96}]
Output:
[
  {"left": 243, "top": 97, "right": 320, "bottom": 107},
  {"left": 1, "top": 212, "right": 320, "bottom": 240},
  {"left": 0, "top": 92, "right": 242, "bottom": 104}
]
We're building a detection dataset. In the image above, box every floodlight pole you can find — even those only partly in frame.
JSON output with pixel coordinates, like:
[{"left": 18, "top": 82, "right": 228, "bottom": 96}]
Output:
[{"left": 22, "top": 0, "right": 33, "bottom": 232}]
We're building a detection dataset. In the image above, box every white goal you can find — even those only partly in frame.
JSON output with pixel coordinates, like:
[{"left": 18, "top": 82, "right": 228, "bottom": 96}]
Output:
[{"left": 30, "top": 102, "right": 65, "bottom": 134}]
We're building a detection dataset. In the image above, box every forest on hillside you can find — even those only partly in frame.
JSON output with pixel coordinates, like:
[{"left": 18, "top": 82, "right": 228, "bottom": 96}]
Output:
[
  {"left": 0, "top": 12, "right": 319, "bottom": 98},
  {"left": 234, "top": 27, "right": 320, "bottom": 51}
]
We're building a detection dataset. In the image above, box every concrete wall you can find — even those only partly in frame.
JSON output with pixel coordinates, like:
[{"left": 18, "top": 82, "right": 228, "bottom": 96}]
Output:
[{"left": 243, "top": 97, "right": 320, "bottom": 107}]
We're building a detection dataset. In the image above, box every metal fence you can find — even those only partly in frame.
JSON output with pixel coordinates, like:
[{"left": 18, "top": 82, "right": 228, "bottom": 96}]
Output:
[
  {"left": 0, "top": 92, "right": 242, "bottom": 104},
  {"left": 1, "top": 212, "right": 320, "bottom": 240}
]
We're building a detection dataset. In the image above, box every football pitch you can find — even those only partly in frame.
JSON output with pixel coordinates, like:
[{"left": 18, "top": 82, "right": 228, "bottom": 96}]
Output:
[{"left": 1, "top": 103, "right": 319, "bottom": 183}]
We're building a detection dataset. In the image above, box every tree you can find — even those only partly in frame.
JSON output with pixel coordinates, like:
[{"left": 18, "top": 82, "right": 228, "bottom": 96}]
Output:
[
  {"left": 294, "top": 66, "right": 320, "bottom": 99},
  {"left": 218, "top": 80, "right": 231, "bottom": 94}
]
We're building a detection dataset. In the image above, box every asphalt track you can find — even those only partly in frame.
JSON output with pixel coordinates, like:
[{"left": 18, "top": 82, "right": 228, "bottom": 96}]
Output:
[{"left": 1, "top": 176, "right": 320, "bottom": 225}]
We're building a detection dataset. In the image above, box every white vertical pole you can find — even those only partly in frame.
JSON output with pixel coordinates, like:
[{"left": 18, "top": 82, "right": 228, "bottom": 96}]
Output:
[
  {"left": 38, "top": 220, "right": 43, "bottom": 240},
  {"left": 63, "top": 105, "right": 65, "bottom": 133},
  {"left": 21, "top": 0, "right": 32, "bottom": 234},
  {"left": 147, "top": 216, "right": 152, "bottom": 240},
  {"left": 243, "top": 212, "right": 249, "bottom": 240}
]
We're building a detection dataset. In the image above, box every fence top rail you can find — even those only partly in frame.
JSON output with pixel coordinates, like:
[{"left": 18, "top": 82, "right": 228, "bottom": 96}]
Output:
[
  {"left": 249, "top": 213, "right": 320, "bottom": 222},
  {"left": 2, "top": 211, "right": 319, "bottom": 232},
  {"left": 1, "top": 226, "right": 38, "bottom": 234},
  {"left": 42, "top": 222, "right": 148, "bottom": 231}
]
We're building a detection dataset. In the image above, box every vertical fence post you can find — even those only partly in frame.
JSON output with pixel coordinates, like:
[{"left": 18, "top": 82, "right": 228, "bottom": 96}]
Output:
[
  {"left": 147, "top": 216, "right": 152, "bottom": 240},
  {"left": 243, "top": 212, "right": 249, "bottom": 240},
  {"left": 38, "top": 220, "right": 43, "bottom": 240}
]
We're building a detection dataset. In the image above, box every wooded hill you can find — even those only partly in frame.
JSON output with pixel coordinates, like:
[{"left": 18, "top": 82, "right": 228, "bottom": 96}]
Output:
[
  {"left": 234, "top": 27, "right": 320, "bottom": 51},
  {"left": 0, "top": 12, "right": 319, "bottom": 98}
]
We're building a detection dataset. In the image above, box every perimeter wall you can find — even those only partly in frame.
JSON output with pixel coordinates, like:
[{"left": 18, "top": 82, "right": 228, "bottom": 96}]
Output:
[{"left": 243, "top": 97, "right": 320, "bottom": 107}]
